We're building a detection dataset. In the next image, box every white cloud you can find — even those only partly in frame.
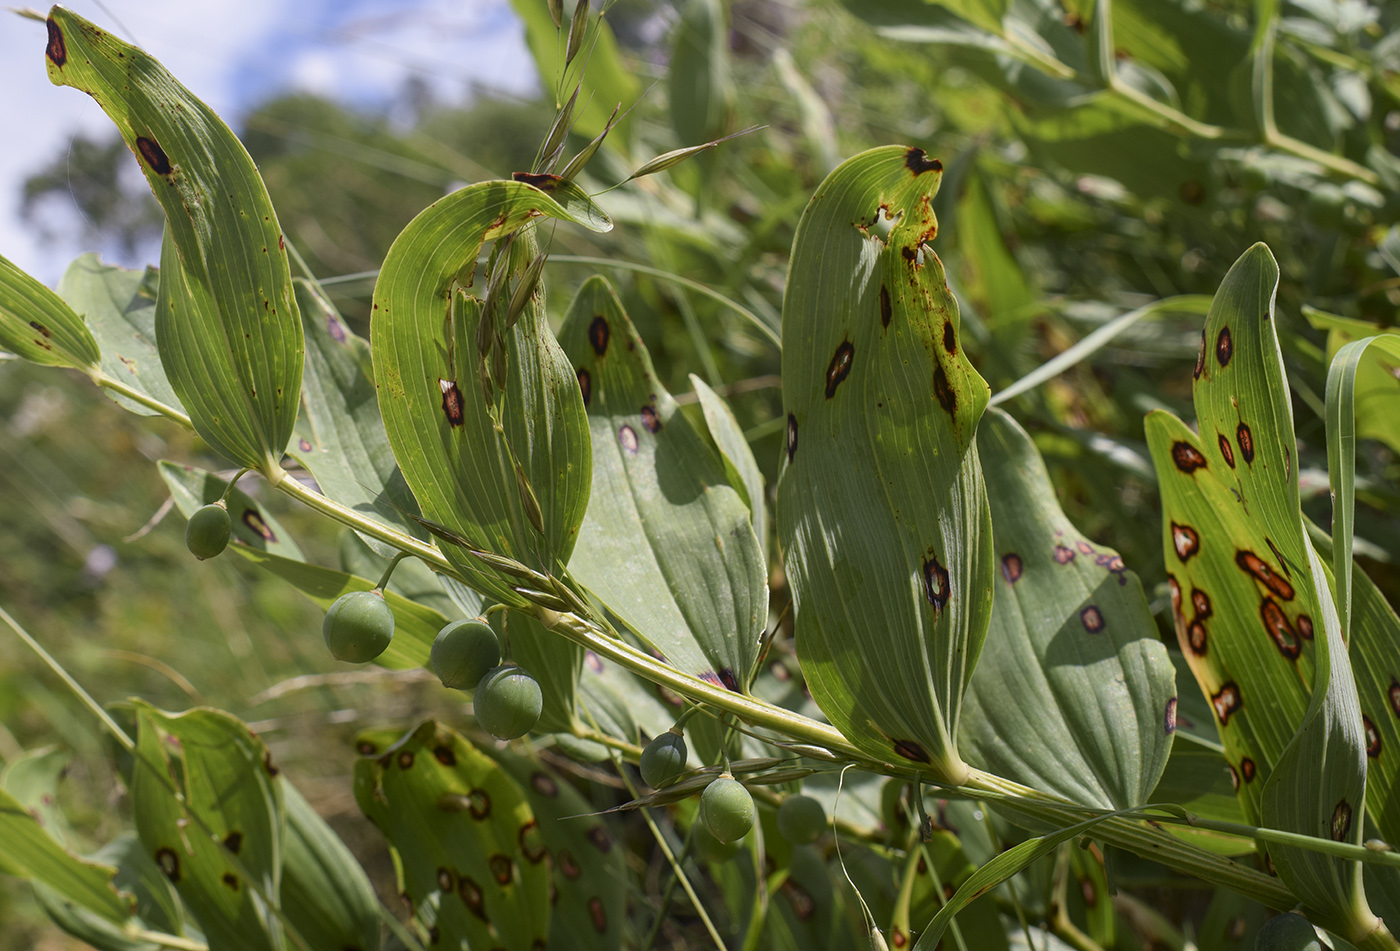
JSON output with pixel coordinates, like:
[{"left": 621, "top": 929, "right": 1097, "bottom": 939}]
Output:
[{"left": 0, "top": 0, "right": 537, "bottom": 284}]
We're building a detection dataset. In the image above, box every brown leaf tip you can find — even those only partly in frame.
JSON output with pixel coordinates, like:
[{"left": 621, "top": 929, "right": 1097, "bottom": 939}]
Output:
[
  {"left": 904, "top": 148, "right": 942, "bottom": 175},
  {"left": 45, "top": 17, "right": 65, "bottom": 67}
]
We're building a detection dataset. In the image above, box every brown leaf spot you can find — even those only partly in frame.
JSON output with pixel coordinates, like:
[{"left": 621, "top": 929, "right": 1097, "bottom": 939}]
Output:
[
  {"left": 1169, "top": 576, "right": 1182, "bottom": 619},
  {"left": 488, "top": 853, "right": 514, "bottom": 886},
  {"left": 1364, "top": 715, "right": 1381, "bottom": 758},
  {"left": 1210, "top": 681, "right": 1242, "bottom": 725},
  {"left": 1171, "top": 441, "right": 1208, "bottom": 473},
  {"left": 262, "top": 752, "right": 279, "bottom": 777},
  {"left": 45, "top": 17, "right": 66, "bottom": 66},
  {"left": 1194, "top": 329, "right": 1206, "bottom": 380},
  {"left": 942, "top": 320, "right": 957, "bottom": 354},
  {"left": 1053, "top": 544, "right": 1076, "bottom": 565},
  {"left": 893, "top": 739, "right": 931, "bottom": 763},
  {"left": 1236, "top": 422, "right": 1255, "bottom": 464},
  {"left": 155, "top": 847, "right": 180, "bottom": 882},
  {"left": 1171, "top": 523, "right": 1200, "bottom": 561},
  {"left": 136, "top": 137, "right": 172, "bottom": 175},
  {"left": 1080, "top": 605, "right": 1105, "bottom": 633},
  {"left": 458, "top": 875, "right": 487, "bottom": 919},
  {"left": 576, "top": 368, "right": 591, "bottom": 407},
  {"left": 585, "top": 896, "right": 608, "bottom": 933},
  {"left": 439, "top": 379, "right": 465, "bottom": 427},
  {"left": 719, "top": 668, "right": 740, "bottom": 691},
  {"left": 222, "top": 831, "right": 242, "bottom": 855},
  {"left": 519, "top": 820, "right": 547, "bottom": 862},
  {"left": 558, "top": 849, "right": 581, "bottom": 879},
  {"left": 1192, "top": 588, "right": 1212, "bottom": 619},
  {"left": 1164, "top": 697, "right": 1177, "bottom": 734},
  {"left": 618, "top": 424, "right": 638, "bottom": 453},
  {"left": 432, "top": 744, "right": 456, "bottom": 767},
  {"left": 28, "top": 320, "right": 51, "bottom": 339},
  {"left": 588, "top": 316, "right": 610, "bottom": 356},
  {"left": 397, "top": 750, "right": 415, "bottom": 770},
  {"left": 879, "top": 284, "right": 892, "bottom": 328},
  {"left": 1241, "top": 757, "right": 1256, "bottom": 783},
  {"left": 933, "top": 365, "right": 956, "bottom": 415},
  {"left": 356, "top": 740, "right": 377, "bottom": 755},
  {"left": 298, "top": 438, "right": 313, "bottom": 452},
  {"left": 467, "top": 789, "right": 491, "bottom": 820},
  {"left": 1332, "top": 800, "right": 1352, "bottom": 841},
  {"left": 1297, "top": 614, "right": 1314, "bottom": 640},
  {"left": 221, "top": 873, "right": 239, "bottom": 890},
  {"left": 512, "top": 170, "right": 561, "bottom": 192},
  {"left": 922, "top": 554, "right": 950, "bottom": 611},
  {"left": 905, "top": 147, "right": 943, "bottom": 175},
  {"left": 1265, "top": 538, "right": 1292, "bottom": 578},
  {"left": 435, "top": 866, "right": 457, "bottom": 891},
  {"left": 1391, "top": 680, "right": 1400, "bottom": 716},
  {"left": 1000, "top": 553, "right": 1023, "bottom": 584},
  {"left": 640, "top": 405, "right": 661, "bottom": 433},
  {"left": 1260, "top": 598, "right": 1300, "bottom": 659},
  {"left": 825, "top": 340, "right": 854, "bottom": 398},
  {"left": 1076, "top": 540, "right": 1095, "bottom": 556},
  {"left": 1218, "top": 433, "right": 1236, "bottom": 468},
  {"left": 1186, "top": 620, "right": 1208, "bottom": 656},
  {"left": 892, "top": 927, "right": 908, "bottom": 948},
  {"left": 786, "top": 414, "right": 798, "bottom": 462},
  {"left": 1215, "top": 327, "right": 1233, "bottom": 367},
  {"left": 1236, "top": 550, "right": 1295, "bottom": 600},
  {"left": 241, "top": 509, "right": 276, "bottom": 542},
  {"left": 1228, "top": 764, "right": 1239, "bottom": 791},
  {"left": 587, "top": 826, "right": 613, "bottom": 852},
  {"left": 531, "top": 772, "right": 559, "bottom": 798}
]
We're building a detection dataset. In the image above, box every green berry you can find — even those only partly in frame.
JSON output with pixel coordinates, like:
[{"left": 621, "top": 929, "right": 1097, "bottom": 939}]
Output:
[
  {"left": 777, "top": 795, "right": 827, "bottom": 845},
  {"left": 700, "top": 776, "right": 754, "bottom": 844},
  {"left": 640, "top": 731, "right": 687, "bottom": 788},
  {"left": 322, "top": 590, "right": 394, "bottom": 663},
  {"left": 1255, "top": 913, "right": 1321, "bottom": 951},
  {"left": 186, "top": 503, "right": 231, "bottom": 560},
  {"left": 474, "top": 665, "right": 542, "bottom": 739},
  {"left": 431, "top": 618, "right": 500, "bottom": 689}
]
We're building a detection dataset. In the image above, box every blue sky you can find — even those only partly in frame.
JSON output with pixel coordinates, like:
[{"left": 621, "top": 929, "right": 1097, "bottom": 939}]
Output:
[{"left": 0, "top": 0, "right": 539, "bottom": 282}]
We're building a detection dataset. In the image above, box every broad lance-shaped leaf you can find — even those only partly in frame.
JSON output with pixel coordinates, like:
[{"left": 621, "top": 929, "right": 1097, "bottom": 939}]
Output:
[
  {"left": 486, "top": 749, "right": 625, "bottom": 951},
  {"left": 691, "top": 373, "right": 769, "bottom": 562},
  {"left": 353, "top": 722, "right": 550, "bottom": 950},
  {"left": 0, "top": 252, "right": 100, "bottom": 370},
  {"left": 290, "top": 278, "right": 424, "bottom": 558},
  {"left": 961, "top": 408, "right": 1175, "bottom": 810},
  {"left": 372, "top": 181, "right": 609, "bottom": 605},
  {"left": 57, "top": 254, "right": 186, "bottom": 419},
  {"left": 1146, "top": 244, "right": 1380, "bottom": 936},
  {"left": 47, "top": 8, "right": 303, "bottom": 476},
  {"left": 131, "top": 703, "right": 284, "bottom": 951},
  {"left": 1305, "top": 309, "right": 1400, "bottom": 456},
  {"left": 1260, "top": 540, "right": 1379, "bottom": 937},
  {"left": 560, "top": 275, "right": 766, "bottom": 690},
  {"left": 777, "top": 145, "right": 993, "bottom": 784},
  {"left": 280, "top": 781, "right": 382, "bottom": 951}
]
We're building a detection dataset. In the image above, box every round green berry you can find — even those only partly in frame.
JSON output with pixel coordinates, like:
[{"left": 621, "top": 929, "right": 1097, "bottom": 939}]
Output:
[
  {"left": 640, "top": 731, "right": 687, "bottom": 788},
  {"left": 777, "top": 795, "right": 827, "bottom": 845},
  {"left": 474, "top": 665, "right": 542, "bottom": 740},
  {"left": 1255, "top": 913, "right": 1321, "bottom": 951},
  {"left": 431, "top": 618, "right": 500, "bottom": 689},
  {"left": 186, "top": 503, "right": 231, "bottom": 560},
  {"left": 700, "top": 776, "right": 754, "bottom": 844},
  {"left": 322, "top": 590, "right": 394, "bottom": 663}
]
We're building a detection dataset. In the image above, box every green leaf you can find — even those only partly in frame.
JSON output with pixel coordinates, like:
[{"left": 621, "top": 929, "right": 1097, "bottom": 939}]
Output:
[
  {"left": 0, "top": 251, "right": 100, "bottom": 370},
  {"left": 352, "top": 721, "right": 550, "bottom": 949},
  {"left": 291, "top": 278, "right": 424, "bottom": 558},
  {"left": 159, "top": 460, "right": 304, "bottom": 562},
  {"left": 670, "top": 0, "right": 734, "bottom": 147},
  {"left": 559, "top": 275, "right": 767, "bottom": 690},
  {"left": 47, "top": 8, "right": 304, "bottom": 476},
  {"left": 1150, "top": 748, "right": 1254, "bottom": 855},
  {"left": 1304, "top": 309, "right": 1400, "bottom": 457},
  {"left": 0, "top": 786, "right": 131, "bottom": 923},
  {"left": 57, "top": 254, "right": 185, "bottom": 418},
  {"left": 280, "top": 781, "right": 382, "bottom": 951},
  {"left": 777, "top": 145, "right": 993, "bottom": 784},
  {"left": 487, "top": 749, "right": 625, "bottom": 950},
  {"left": 505, "top": 608, "right": 583, "bottom": 734},
  {"left": 371, "top": 182, "right": 607, "bottom": 605},
  {"left": 131, "top": 702, "right": 284, "bottom": 951},
  {"left": 961, "top": 408, "right": 1176, "bottom": 810},
  {"left": 691, "top": 374, "right": 769, "bottom": 563}
]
